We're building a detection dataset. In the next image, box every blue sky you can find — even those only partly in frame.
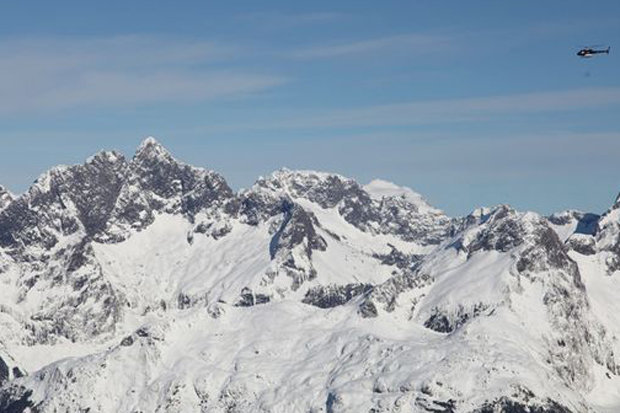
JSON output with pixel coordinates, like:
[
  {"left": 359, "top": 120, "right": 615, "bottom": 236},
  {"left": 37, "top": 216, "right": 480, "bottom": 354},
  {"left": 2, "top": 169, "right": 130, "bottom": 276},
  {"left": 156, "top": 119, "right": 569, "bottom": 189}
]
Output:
[{"left": 0, "top": 1, "right": 619, "bottom": 215}]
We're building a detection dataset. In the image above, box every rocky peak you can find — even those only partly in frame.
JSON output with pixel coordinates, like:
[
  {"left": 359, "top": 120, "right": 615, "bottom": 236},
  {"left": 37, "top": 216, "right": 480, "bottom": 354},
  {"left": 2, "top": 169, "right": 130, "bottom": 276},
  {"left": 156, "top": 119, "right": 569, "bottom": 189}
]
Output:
[
  {"left": 0, "top": 185, "right": 13, "bottom": 211},
  {"left": 96, "top": 139, "right": 234, "bottom": 241},
  {"left": 253, "top": 169, "right": 452, "bottom": 245},
  {"left": 129, "top": 137, "right": 184, "bottom": 198},
  {"left": 458, "top": 206, "right": 493, "bottom": 230},
  {"left": 459, "top": 205, "right": 524, "bottom": 253},
  {"left": 134, "top": 137, "right": 173, "bottom": 163},
  {"left": 457, "top": 205, "right": 577, "bottom": 276},
  {"left": 128, "top": 137, "right": 233, "bottom": 207},
  {"left": 254, "top": 168, "right": 366, "bottom": 209}
]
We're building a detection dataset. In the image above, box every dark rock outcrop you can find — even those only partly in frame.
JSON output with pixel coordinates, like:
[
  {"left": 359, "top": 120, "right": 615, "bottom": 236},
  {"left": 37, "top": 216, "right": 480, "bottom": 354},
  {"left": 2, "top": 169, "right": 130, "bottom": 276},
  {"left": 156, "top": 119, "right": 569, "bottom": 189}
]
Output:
[
  {"left": 423, "top": 303, "right": 490, "bottom": 334},
  {"left": 302, "top": 283, "right": 372, "bottom": 309},
  {"left": 234, "top": 287, "right": 270, "bottom": 307},
  {"left": 474, "top": 397, "right": 573, "bottom": 413}
]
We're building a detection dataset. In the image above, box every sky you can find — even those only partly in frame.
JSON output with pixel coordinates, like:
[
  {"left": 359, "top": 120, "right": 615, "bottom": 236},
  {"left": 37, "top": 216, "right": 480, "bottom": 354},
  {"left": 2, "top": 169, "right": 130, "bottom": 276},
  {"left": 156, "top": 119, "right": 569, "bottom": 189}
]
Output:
[{"left": 0, "top": 1, "right": 619, "bottom": 216}]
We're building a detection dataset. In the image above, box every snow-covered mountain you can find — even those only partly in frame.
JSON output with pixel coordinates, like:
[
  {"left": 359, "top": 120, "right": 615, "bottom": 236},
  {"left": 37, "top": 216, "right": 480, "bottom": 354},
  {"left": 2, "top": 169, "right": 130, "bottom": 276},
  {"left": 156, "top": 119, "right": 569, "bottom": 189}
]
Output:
[{"left": 0, "top": 138, "right": 619, "bottom": 412}]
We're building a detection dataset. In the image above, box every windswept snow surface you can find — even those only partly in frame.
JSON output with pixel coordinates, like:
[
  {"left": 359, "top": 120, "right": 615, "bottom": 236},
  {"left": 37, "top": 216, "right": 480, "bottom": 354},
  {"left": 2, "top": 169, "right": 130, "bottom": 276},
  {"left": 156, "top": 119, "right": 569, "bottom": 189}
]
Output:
[{"left": 0, "top": 138, "right": 619, "bottom": 412}]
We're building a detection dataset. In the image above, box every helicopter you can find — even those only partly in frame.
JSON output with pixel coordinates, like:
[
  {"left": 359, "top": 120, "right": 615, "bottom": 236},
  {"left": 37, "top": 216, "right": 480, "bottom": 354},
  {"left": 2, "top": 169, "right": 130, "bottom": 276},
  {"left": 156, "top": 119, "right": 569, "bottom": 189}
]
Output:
[{"left": 577, "top": 46, "right": 610, "bottom": 58}]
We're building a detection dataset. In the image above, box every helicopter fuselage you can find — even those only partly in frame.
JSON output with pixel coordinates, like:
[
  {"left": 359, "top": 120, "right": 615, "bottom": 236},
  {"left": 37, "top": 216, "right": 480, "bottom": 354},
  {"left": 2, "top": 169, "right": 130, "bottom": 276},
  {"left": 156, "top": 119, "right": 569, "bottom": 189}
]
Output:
[{"left": 577, "top": 47, "right": 610, "bottom": 58}]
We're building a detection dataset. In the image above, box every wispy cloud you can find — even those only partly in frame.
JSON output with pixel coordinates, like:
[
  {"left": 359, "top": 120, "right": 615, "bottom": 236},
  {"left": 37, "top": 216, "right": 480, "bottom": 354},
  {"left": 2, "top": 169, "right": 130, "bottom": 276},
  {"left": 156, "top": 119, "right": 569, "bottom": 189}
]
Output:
[
  {"left": 291, "top": 33, "right": 453, "bottom": 59},
  {"left": 0, "top": 35, "right": 286, "bottom": 116},
  {"left": 272, "top": 87, "right": 620, "bottom": 129},
  {"left": 237, "top": 11, "right": 344, "bottom": 27},
  {"left": 194, "top": 87, "right": 620, "bottom": 133}
]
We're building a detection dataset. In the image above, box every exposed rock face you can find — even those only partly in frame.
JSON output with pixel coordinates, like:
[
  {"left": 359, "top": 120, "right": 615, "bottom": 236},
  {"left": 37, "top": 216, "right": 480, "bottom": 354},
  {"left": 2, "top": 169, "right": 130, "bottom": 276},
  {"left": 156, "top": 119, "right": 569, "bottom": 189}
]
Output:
[
  {"left": 0, "top": 152, "right": 125, "bottom": 253},
  {"left": 566, "top": 233, "right": 597, "bottom": 255},
  {"left": 423, "top": 302, "right": 490, "bottom": 333},
  {"left": 0, "top": 386, "right": 33, "bottom": 413},
  {"left": 473, "top": 392, "right": 574, "bottom": 413},
  {"left": 302, "top": 283, "right": 372, "bottom": 308},
  {"left": 595, "top": 194, "right": 620, "bottom": 274},
  {"left": 466, "top": 205, "right": 528, "bottom": 254},
  {"left": 101, "top": 138, "right": 234, "bottom": 242},
  {"left": 0, "top": 139, "right": 619, "bottom": 412},
  {"left": 0, "top": 349, "right": 24, "bottom": 387},
  {"left": 269, "top": 201, "right": 326, "bottom": 259},
  {"left": 267, "top": 201, "right": 327, "bottom": 289},
  {"left": 234, "top": 287, "right": 270, "bottom": 307},
  {"left": 0, "top": 357, "right": 8, "bottom": 386}
]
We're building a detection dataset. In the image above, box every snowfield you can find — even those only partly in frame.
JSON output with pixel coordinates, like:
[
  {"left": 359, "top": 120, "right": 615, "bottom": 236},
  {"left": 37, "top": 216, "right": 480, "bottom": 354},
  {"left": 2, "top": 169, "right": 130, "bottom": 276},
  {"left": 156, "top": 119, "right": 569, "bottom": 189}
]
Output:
[{"left": 0, "top": 138, "right": 619, "bottom": 412}]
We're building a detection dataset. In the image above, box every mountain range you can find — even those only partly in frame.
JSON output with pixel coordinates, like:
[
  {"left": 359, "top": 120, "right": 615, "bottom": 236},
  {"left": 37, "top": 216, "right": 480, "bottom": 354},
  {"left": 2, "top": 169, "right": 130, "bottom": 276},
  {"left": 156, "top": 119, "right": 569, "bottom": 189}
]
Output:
[{"left": 0, "top": 137, "right": 619, "bottom": 412}]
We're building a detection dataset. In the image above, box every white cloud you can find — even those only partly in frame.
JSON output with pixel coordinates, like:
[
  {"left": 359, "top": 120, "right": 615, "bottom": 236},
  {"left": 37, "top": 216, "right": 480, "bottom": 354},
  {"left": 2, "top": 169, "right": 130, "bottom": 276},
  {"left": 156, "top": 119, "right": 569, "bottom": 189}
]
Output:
[{"left": 0, "top": 35, "right": 286, "bottom": 115}]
